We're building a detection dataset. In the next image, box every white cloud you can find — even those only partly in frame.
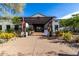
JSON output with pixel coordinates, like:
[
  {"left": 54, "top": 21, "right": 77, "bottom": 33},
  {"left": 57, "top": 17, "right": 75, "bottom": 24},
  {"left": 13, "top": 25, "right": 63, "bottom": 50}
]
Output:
[{"left": 60, "top": 11, "right": 79, "bottom": 19}]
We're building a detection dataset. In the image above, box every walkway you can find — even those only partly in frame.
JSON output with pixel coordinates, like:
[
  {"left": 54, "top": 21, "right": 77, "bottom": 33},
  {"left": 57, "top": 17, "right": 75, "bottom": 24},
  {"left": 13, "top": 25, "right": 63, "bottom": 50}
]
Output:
[{"left": 0, "top": 33, "right": 78, "bottom": 56}]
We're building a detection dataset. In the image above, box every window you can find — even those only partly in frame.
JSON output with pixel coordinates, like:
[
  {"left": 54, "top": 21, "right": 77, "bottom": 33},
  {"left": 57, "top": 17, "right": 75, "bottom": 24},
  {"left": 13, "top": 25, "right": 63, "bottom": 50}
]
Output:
[
  {"left": 55, "top": 25, "right": 58, "bottom": 30},
  {"left": 0, "top": 25, "right": 2, "bottom": 30},
  {"left": 14, "top": 25, "right": 19, "bottom": 30},
  {"left": 6, "top": 25, "right": 10, "bottom": 30}
]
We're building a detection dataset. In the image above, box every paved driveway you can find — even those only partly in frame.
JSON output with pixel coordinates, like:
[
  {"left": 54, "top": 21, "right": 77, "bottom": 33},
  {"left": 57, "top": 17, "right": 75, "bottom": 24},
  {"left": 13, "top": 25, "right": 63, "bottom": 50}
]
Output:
[{"left": 0, "top": 35, "right": 78, "bottom": 56}]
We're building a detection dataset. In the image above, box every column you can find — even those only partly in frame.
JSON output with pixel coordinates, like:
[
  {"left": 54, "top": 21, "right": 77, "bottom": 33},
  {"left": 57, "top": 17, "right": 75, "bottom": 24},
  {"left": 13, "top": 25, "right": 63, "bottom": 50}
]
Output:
[{"left": 52, "top": 20, "right": 55, "bottom": 35}]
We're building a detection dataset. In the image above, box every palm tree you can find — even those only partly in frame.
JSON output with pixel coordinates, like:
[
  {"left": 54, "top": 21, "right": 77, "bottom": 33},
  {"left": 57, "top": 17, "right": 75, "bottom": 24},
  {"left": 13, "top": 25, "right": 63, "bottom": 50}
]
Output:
[{"left": 0, "top": 3, "right": 25, "bottom": 16}]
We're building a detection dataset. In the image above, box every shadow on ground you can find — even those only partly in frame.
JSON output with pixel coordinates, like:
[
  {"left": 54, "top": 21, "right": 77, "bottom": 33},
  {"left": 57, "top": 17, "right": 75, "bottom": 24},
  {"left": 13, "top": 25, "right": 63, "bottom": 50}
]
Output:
[
  {"left": 58, "top": 53, "right": 78, "bottom": 56},
  {"left": 38, "top": 35, "right": 57, "bottom": 40},
  {"left": 45, "top": 51, "right": 78, "bottom": 56},
  {"left": 69, "top": 43, "right": 79, "bottom": 48},
  {"left": 49, "top": 39, "right": 79, "bottom": 48},
  {"left": 47, "top": 36, "right": 79, "bottom": 48}
]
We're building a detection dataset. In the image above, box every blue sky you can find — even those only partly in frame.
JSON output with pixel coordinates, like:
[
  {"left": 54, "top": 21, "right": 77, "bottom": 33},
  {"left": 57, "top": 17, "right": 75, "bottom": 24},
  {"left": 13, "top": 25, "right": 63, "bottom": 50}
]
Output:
[
  {"left": 22, "top": 3, "right": 79, "bottom": 19},
  {"left": 1, "top": 3, "right": 79, "bottom": 19}
]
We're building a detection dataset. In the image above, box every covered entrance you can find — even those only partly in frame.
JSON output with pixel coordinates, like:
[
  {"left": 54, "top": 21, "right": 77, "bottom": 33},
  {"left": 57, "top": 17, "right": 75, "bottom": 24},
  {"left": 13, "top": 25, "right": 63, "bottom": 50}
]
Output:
[
  {"left": 33, "top": 24, "right": 44, "bottom": 32},
  {"left": 20, "top": 14, "right": 58, "bottom": 36},
  {"left": 25, "top": 17, "right": 53, "bottom": 32}
]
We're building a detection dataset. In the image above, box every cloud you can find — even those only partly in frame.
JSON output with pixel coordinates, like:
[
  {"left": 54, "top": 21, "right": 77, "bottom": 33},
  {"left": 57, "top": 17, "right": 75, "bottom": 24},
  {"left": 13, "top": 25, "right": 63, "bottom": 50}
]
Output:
[{"left": 60, "top": 11, "right": 79, "bottom": 19}]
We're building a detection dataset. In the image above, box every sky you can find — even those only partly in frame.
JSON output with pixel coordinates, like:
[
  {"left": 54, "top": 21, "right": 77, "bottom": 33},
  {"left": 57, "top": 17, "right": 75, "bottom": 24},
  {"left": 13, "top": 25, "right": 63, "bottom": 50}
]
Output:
[
  {"left": 1, "top": 3, "right": 79, "bottom": 19},
  {"left": 22, "top": 3, "right": 79, "bottom": 19}
]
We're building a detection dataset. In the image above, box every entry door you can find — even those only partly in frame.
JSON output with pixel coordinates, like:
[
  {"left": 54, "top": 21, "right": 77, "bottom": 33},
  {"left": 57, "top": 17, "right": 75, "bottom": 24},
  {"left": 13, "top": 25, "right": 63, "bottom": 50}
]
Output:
[
  {"left": 36, "top": 26, "right": 43, "bottom": 32},
  {"left": 33, "top": 24, "right": 44, "bottom": 32}
]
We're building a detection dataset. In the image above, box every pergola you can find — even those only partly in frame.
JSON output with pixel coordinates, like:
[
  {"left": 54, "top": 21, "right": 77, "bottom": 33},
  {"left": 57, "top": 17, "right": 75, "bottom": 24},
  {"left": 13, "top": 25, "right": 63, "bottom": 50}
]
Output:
[
  {"left": 20, "top": 16, "right": 56, "bottom": 32},
  {"left": 24, "top": 17, "right": 54, "bottom": 25}
]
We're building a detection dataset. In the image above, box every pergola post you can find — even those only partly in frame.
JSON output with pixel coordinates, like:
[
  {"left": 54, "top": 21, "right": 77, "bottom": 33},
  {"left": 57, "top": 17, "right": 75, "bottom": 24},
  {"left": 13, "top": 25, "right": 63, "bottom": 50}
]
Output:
[
  {"left": 52, "top": 18, "right": 56, "bottom": 35},
  {"left": 21, "top": 17, "right": 26, "bottom": 37}
]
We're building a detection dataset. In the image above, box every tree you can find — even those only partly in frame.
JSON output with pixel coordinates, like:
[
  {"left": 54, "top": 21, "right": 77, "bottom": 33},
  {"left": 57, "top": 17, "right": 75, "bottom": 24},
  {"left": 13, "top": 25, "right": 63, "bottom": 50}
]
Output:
[
  {"left": 60, "top": 14, "right": 79, "bottom": 32},
  {"left": 0, "top": 3, "right": 25, "bottom": 16},
  {"left": 59, "top": 19, "right": 68, "bottom": 27},
  {"left": 12, "top": 17, "right": 21, "bottom": 25}
]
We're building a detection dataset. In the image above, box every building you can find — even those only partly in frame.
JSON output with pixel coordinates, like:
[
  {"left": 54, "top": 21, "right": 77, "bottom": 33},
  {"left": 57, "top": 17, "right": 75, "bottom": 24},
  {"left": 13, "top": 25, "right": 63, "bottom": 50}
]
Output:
[
  {"left": 0, "top": 17, "right": 20, "bottom": 32},
  {"left": 24, "top": 14, "right": 59, "bottom": 35},
  {"left": 0, "top": 13, "right": 59, "bottom": 35}
]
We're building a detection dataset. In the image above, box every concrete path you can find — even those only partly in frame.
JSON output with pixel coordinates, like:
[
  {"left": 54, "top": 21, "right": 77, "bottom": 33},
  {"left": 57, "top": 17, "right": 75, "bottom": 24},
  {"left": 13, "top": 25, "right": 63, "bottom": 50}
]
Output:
[{"left": 0, "top": 35, "right": 78, "bottom": 56}]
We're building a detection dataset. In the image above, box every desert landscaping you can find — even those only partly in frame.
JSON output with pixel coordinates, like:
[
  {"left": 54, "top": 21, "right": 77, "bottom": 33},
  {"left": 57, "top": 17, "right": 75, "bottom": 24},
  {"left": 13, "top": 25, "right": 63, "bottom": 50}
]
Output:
[
  {"left": 0, "top": 32, "right": 78, "bottom": 56},
  {"left": 0, "top": 3, "right": 79, "bottom": 56}
]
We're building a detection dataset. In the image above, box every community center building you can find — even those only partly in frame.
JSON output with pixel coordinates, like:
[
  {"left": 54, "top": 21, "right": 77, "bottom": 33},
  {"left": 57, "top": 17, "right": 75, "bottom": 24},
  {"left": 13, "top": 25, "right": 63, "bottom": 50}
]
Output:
[{"left": 0, "top": 13, "right": 59, "bottom": 35}]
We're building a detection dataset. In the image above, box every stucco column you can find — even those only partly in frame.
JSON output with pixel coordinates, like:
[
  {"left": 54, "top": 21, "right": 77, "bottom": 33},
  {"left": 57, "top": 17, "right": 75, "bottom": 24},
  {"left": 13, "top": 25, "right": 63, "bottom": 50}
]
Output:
[
  {"left": 2, "top": 25, "right": 6, "bottom": 32},
  {"left": 52, "top": 20, "right": 55, "bottom": 35}
]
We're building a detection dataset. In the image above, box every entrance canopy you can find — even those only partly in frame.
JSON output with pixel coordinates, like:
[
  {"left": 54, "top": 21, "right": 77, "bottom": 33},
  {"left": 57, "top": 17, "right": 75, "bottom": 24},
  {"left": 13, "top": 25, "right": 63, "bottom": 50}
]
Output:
[
  {"left": 20, "top": 13, "right": 56, "bottom": 25},
  {"left": 24, "top": 17, "right": 53, "bottom": 25}
]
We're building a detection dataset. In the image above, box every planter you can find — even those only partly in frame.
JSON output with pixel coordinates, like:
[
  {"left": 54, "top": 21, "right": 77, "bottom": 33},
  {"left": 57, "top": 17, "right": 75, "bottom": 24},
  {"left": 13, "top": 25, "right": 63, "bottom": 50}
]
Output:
[
  {"left": 21, "top": 32, "right": 24, "bottom": 37},
  {"left": 26, "top": 32, "right": 28, "bottom": 36}
]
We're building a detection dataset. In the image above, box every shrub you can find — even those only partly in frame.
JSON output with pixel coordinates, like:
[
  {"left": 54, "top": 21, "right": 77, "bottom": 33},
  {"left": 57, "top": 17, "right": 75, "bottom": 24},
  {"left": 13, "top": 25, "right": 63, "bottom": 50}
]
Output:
[
  {"left": 0, "top": 30, "right": 2, "bottom": 34},
  {"left": 0, "top": 32, "right": 16, "bottom": 41},
  {"left": 55, "top": 31, "right": 64, "bottom": 37},
  {"left": 62, "top": 30, "right": 69, "bottom": 33},
  {"left": 74, "top": 35, "right": 79, "bottom": 43},
  {"left": 14, "top": 29, "right": 21, "bottom": 37},
  {"left": 5, "top": 28, "right": 14, "bottom": 33},
  {"left": 63, "top": 32, "right": 73, "bottom": 42}
]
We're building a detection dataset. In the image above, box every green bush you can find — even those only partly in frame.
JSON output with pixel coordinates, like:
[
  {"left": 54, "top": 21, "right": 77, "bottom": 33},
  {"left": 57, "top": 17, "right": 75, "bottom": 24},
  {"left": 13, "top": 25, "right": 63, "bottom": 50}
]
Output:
[
  {"left": 0, "top": 30, "right": 2, "bottom": 34},
  {"left": 63, "top": 32, "right": 73, "bottom": 42},
  {"left": 62, "top": 30, "right": 69, "bottom": 33},
  {"left": 55, "top": 31, "right": 64, "bottom": 37},
  {"left": 5, "top": 28, "right": 14, "bottom": 33}
]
